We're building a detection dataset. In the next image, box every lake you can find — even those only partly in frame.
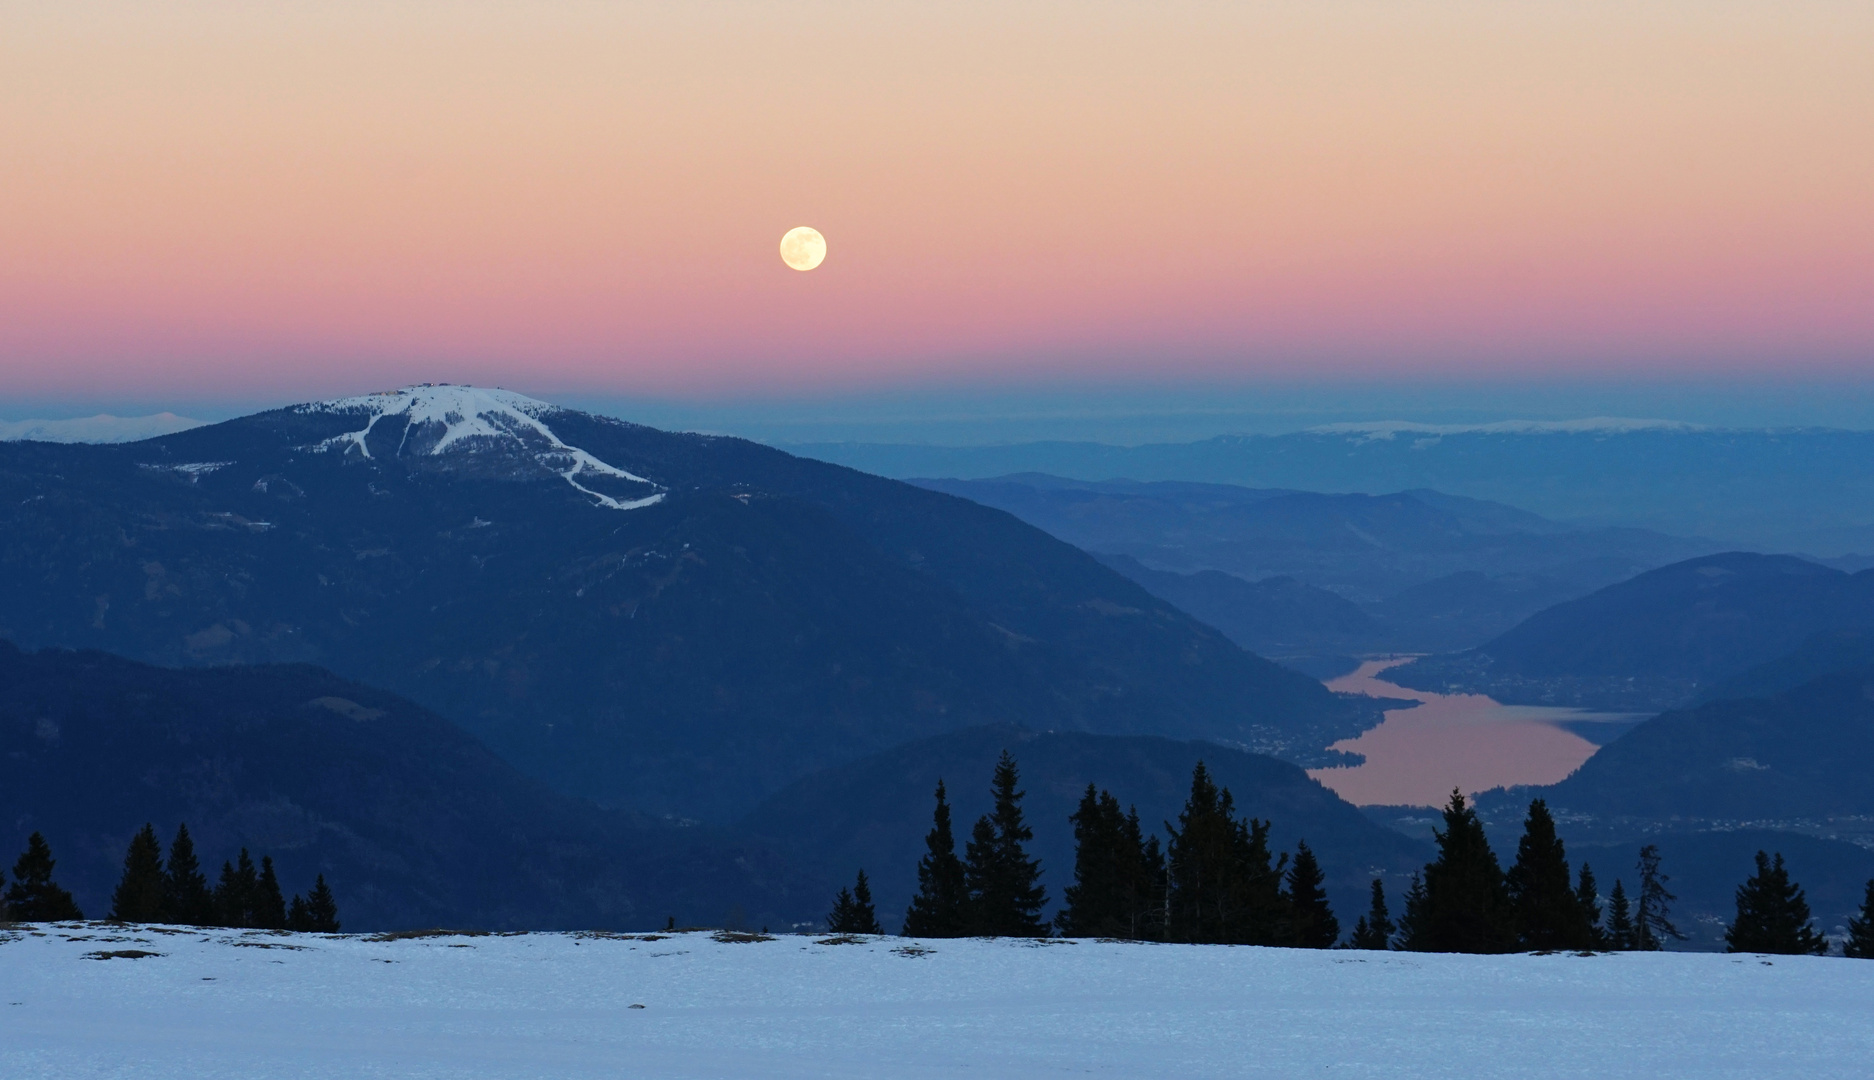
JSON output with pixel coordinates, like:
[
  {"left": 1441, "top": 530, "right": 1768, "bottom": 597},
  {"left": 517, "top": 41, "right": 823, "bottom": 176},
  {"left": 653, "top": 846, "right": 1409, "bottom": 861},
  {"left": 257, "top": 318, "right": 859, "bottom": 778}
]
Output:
[{"left": 1307, "top": 658, "right": 1646, "bottom": 808}]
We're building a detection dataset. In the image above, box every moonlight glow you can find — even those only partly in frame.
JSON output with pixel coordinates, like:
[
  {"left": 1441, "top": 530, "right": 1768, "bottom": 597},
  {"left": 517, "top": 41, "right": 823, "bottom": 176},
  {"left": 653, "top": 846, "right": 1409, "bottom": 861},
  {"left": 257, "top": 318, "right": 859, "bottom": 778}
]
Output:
[{"left": 779, "top": 227, "right": 827, "bottom": 271}]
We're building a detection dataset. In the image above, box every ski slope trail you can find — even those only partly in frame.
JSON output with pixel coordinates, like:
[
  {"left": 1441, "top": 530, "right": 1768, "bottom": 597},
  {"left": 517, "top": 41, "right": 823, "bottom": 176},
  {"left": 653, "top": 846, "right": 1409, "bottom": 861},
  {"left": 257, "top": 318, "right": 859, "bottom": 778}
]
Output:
[{"left": 4, "top": 924, "right": 1871, "bottom": 1079}]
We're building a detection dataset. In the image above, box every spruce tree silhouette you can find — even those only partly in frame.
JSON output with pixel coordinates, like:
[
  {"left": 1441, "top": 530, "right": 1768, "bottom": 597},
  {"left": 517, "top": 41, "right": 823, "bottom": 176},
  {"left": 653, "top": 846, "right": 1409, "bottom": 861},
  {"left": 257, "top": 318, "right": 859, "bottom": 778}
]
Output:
[
  {"left": 1118, "top": 807, "right": 1167, "bottom": 941},
  {"left": 827, "top": 870, "right": 883, "bottom": 934},
  {"left": 902, "top": 780, "right": 969, "bottom": 937},
  {"left": 1505, "top": 800, "right": 1595, "bottom": 950},
  {"left": 1725, "top": 851, "right": 1828, "bottom": 955},
  {"left": 1398, "top": 790, "right": 1512, "bottom": 953},
  {"left": 1166, "top": 762, "right": 1240, "bottom": 944},
  {"left": 963, "top": 751, "right": 1048, "bottom": 937},
  {"left": 110, "top": 824, "right": 168, "bottom": 922},
  {"left": 162, "top": 824, "right": 215, "bottom": 926},
  {"left": 303, "top": 875, "right": 341, "bottom": 933},
  {"left": 254, "top": 857, "right": 288, "bottom": 930},
  {"left": 1604, "top": 880, "right": 1636, "bottom": 950},
  {"left": 1845, "top": 879, "right": 1874, "bottom": 959},
  {"left": 5, "top": 832, "right": 83, "bottom": 921},
  {"left": 1349, "top": 879, "right": 1395, "bottom": 950},
  {"left": 1058, "top": 784, "right": 1123, "bottom": 937},
  {"left": 215, "top": 850, "right": 261, "bottom": 928},
  {"left": 1056, "top": 787, "right": 1166, "bottom": 940},
  {"left": 1282, "top": 841, "right": 1339, "bottom": 948},
  {"left": 1574, "top": 864, "right": 1605, "bottom": 949},
  {"left": 1165, "top": 762, "right": 1287, "bottom": 945}
]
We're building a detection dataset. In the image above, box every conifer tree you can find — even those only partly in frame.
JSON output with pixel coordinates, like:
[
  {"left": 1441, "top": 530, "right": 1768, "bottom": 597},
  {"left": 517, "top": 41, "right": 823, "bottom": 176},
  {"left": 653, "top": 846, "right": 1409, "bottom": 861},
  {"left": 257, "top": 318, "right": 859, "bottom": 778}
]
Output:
[
  {"left": 1058, "top": 785, "right": 1126, "bottom": 937},
  {"left": 1166, "top": 762, "right": 1241, "bottom": 944},
  {"left": 287, "top": 893, "right": 311, "bottom": 932},
  {"left": 1575, "top": 864, "right": 1605, "bottom": 949},
  {"left": 5, "top": 832, "right": 84, "bottom": 921},
  {"left": 1844, "top": 878, "right": 1874, "bottom": 960},
  {"left": 110, "top": 824, "right": 168, "bottom": 922},
  {"left": 1282, "top": 840, "right": 1339, "bottom": 948},
  {"left": 1348, "top": 879, "right": 1395, "bottom": 950},
  {"left": 827, "top": 870, "right": 883, "bottom": 934},
  {"left": 1057, "top": 788, "right": 1164, "bottom": 939},
  {"left": 963, "top": 752, "right": 1048, "bottom": 937},
  {"left": 1397, "top": 790, "right": 1512, "bottom": 953},
  {"left": 902, "top": 780, "right": 970, "bottom": 937},
  {"left": 163, "top": 824, "right": 215, "bottom": 926},
  {"left": 1505, "top": 799, "right": 1594, "bottom": 951},
  {"left": 1725, "top": 851, "right": 1828, "bottom": 955},
  {"left": 827, "top": 885, "right": 858, "bottom": 932},
  {"left": 1633, "top": 844, "right": 1685, "bottom": 949},
  {"left": 254, "top": 856, "right": 288, "bottom": 930},
  {"left": 1238, "top": 819, "right": 1289, "bottom": 947},
  {"left": 1121, "top": 808, "right": 1168, "bottom": 941},
  {"left": 215, "top": 849, "right": 260, "bottom": 928},
  {"left": 1603, "top": 879, "right": 1636, "bottom": 950},
  {"left": 1397, "top": 872, "right": 1427, "bottom": 945},
  {"left": 1164, "top": 762, "right": 1286, "bottom": 945},
  {"left": 848, "top": 870, "right": 881, "bottom": 934},
  {"left": 287, "top": 875, "right": 341, "bottom": 934}
]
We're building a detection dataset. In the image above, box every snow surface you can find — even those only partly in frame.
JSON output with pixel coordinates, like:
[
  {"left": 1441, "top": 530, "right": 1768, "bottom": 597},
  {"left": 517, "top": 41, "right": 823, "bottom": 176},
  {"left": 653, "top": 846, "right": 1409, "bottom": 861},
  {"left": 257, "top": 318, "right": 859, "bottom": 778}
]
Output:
[
  {"left": 5, "top": 925, "right": 1872, "bottom": 1079},
  {"left": 0, "top": 413, "right": 205, "bottom": 443},
  {"left": 300, "top": 385, "right": 663, "bottom": 510}
]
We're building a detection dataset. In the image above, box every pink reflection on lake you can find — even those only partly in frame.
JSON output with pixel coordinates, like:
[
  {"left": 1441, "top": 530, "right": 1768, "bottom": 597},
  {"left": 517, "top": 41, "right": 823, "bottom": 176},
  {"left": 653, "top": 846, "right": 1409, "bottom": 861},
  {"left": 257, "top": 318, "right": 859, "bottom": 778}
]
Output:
[{"left": 1307, "top": 658, "right": 1637, "bottom": 808}]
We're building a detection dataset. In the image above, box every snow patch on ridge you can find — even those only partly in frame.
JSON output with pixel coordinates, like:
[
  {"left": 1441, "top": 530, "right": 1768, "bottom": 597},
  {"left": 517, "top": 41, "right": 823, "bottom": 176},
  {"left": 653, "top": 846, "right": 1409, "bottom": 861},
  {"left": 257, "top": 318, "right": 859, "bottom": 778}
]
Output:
[{"left": 300, "top": 385, "right": 664, "bottom": 511}]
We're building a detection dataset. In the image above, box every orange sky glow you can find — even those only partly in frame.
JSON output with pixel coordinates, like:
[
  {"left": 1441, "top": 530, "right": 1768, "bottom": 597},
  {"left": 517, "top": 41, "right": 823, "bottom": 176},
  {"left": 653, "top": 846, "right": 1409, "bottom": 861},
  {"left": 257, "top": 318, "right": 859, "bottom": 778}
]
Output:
[{"left": 2, "top": 1, "right": 1870, "bottom": 401}]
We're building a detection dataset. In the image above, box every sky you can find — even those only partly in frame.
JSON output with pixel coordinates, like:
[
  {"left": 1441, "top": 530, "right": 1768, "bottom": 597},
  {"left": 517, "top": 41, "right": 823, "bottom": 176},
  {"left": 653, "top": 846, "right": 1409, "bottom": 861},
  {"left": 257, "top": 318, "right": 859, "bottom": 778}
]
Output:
[{"left": 3, "top": 1, "right": 1872, "bottom": 428}]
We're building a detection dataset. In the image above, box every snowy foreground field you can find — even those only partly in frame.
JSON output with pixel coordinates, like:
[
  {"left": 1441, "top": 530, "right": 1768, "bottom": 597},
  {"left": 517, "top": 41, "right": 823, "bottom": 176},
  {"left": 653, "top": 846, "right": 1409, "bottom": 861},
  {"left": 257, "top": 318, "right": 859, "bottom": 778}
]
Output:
[{"left": 5, "top": 924, "right": 1874, "bottom": 1079}]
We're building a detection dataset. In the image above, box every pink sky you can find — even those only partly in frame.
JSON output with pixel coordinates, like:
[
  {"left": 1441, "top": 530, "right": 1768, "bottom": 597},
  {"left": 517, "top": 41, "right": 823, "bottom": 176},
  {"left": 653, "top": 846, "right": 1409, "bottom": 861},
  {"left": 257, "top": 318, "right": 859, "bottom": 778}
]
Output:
[{"left": 3, "top": 2, "right": 1871, "bottom": 403}]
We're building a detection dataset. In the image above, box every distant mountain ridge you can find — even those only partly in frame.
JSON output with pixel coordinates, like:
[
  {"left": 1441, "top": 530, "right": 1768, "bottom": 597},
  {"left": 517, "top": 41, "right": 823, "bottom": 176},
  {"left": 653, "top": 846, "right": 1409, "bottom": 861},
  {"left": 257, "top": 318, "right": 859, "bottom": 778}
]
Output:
[
  {"left": 0, "top": 386, "right": 1372, "bottom": 821},
  {"left": 910, "top": 474, "right": 1715, "bottom": 653},
  {"left": 797, "top": 426, "right": 1874, "bottom": 549},
  {"left": 1393, "top": 552, "right": 1874, "bottom": 709},
  {"left": 0, "top": 412, "right": 206, "bottom": 443}
]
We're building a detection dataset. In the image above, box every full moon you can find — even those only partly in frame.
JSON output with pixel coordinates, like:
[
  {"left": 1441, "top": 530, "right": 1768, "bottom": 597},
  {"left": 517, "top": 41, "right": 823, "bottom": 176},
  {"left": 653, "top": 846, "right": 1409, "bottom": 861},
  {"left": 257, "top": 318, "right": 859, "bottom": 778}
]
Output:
[{"left": 779, "top": 226, "right": 826, "bottom": 271}]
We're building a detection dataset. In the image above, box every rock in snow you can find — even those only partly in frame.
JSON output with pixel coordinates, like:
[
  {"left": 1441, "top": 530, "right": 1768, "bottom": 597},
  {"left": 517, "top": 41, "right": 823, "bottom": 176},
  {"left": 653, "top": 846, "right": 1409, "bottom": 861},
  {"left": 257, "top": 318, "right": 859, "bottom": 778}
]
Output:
[{"left": 3, "top": 924, "right": 1871, "bottom": 1078}]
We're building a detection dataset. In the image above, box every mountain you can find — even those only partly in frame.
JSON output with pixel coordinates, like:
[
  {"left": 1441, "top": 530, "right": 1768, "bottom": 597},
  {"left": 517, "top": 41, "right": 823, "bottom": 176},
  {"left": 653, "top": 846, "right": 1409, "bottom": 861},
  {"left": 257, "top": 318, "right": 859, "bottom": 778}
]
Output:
[
  {"left": 0, "top": 386, "right": 1372, "bottom": 821},
  {"left": 0, "top": 642, "right": 806, "bottom": 931},
  {"left": 1694, "top": 627, "right": 1874, "bottom": 705},
  {"left": 796, "top": 424, "right": 1874, "bottom": 550},
  {"left": 909, "top": 474, "right": 1713, "bottom": 650},
  {"left": 741, "top": 725, "right": 1430, "bottom": 930},
  {"left": 1392, "top": 553, "right": 1874, "bottom": 709},
  {"left": 1096, "top": 554, "right": 1379, "bottom": 661},
  {"left": 1530, "top": 664, "right": 1874, "bottom": 822},
  {"left": 1362, "top": 570, "right": 1600, "bottom": 654}
]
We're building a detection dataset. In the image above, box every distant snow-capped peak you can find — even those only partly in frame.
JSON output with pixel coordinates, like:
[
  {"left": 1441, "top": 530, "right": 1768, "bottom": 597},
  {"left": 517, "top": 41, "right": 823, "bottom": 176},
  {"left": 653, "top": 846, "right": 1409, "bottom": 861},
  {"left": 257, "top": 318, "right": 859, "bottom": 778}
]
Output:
[
  {"left": 0, "top": 412, "right": 206, "bottom": 444},
  {"left": 300, "top": 385, "right": 664, "bottom": 510}
]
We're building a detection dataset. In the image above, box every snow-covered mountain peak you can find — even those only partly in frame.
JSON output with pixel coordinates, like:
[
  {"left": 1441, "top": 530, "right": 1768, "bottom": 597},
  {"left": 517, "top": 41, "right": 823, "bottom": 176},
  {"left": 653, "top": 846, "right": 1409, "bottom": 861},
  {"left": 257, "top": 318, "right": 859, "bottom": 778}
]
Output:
[
  {"left": 299, "top": 385, "right": 663, "bottom": 510},
  {"left": 304, "top": 385, "right": 556, "bottom": 449}
]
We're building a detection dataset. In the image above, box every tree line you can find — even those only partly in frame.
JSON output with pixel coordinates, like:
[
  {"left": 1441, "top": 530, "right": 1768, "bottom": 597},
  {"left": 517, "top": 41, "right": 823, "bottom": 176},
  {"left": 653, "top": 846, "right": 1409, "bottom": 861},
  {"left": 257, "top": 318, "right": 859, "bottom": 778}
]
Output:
[
  {"left": 0, "top": 824, "right": 340, "bottom": 932},
  {"left": 826, "top": 755, "right": 1874, "bottom": 958}
]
